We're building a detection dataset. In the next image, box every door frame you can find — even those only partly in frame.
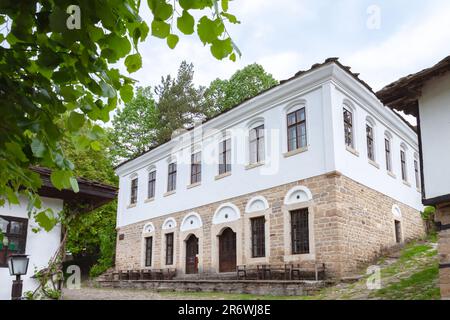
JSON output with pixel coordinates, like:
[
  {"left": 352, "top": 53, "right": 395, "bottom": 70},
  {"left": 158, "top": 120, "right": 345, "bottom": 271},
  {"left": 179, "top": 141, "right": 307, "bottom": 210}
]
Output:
[
  {"left": 218, "top": 227, "right": 237, "bottom": 273},
  {"left": 185, "top": 234, "right": 199, "bottom": 274}
]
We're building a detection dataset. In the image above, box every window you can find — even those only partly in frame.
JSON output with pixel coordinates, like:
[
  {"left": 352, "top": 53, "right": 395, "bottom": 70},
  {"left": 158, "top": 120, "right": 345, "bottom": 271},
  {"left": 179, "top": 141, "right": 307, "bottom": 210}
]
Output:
[
  {"left": 249, "top": 125, "right": 265, "bottom": 164},
  {"left": 385, "top": 138, "right": 392, "bottom": 172},
  {"left": 291, "top": 209, "right": 309, "bottom": 254},
  {"left": 366, "top": 124, "right": 375, "bottom": 161},
  {"left": 148, "top": 171, "right": 156, "bottom": 199},
  {"left": 165, "top": 233, "right": 174, "bottom": 265},
  {"left": 251, "top": 216, "right": 265, "bottom": 258},
  {"left": 400, "top": 150, "right": 407, "bottom": 182},
  {"left": 167, "top": 163, "right": 177, "bottom": 192},
  {"left": 414, "top": 159, "right": 420, "bottom": 189},
  {"left": 219, "top": 138, "right": 231, "bottom": 175},
  {"left": 287, "top": 108, "right": 307, "bottom": 152},
  {"left": 130, "top": 177, "right": 138, "bottom": 204},
  {"left": 343, "top": 108, "right": 354, "bottom": 148},
  {"left": 145, "top": 237, "right": 153, "bottom": 267},
  {"left": 0, "top": 216, "right": 28, "bottom": 268},
  {"left": 190, "top": 152, "right": 202, "bottom": 184}
]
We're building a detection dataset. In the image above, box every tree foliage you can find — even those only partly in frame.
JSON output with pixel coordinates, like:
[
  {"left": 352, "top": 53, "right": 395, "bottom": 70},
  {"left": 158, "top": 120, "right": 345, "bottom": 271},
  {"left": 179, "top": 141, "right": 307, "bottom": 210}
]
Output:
[
  {"left": 154, "top": 61, "right": 205, "bottom": 143},
  {"left": 203, "top": 63, "right": 278, "bottom": 117},
  {"left": 60, "top": 127, "right": 118, "bottom": 278},
  {"left": 0, "top": 0, "right": 240, "bottom": 233},
  {"left": 109, "top": 87, "right": 160, "bottom": 164}
]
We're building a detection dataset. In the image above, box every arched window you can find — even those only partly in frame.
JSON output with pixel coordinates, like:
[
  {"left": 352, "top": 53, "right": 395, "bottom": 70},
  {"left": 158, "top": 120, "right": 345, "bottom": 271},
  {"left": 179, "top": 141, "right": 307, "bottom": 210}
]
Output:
[
  {"left": 180, "top": 212, "right": 203, "bottom": 232},
  {"left": 213, "top": 203, "right": 241, "bottom": 225},
  {"left": 162, "top": 217, "right": 177, "bottom": 230},
  {"left": 143, "top": 222, "right": 155, "bottom": 234},
  {"left": 284, "top": 186, "right": 313, "bottom": 205},
  {"left": 245, "top": 196, "right": 269, "bottom": 213}
]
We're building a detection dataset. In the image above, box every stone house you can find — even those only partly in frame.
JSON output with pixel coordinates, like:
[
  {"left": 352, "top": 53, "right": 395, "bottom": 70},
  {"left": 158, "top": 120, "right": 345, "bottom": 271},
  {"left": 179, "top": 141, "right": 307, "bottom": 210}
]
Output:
[{"left": 114, "top": 58, "right": 425, "bottom": 279}]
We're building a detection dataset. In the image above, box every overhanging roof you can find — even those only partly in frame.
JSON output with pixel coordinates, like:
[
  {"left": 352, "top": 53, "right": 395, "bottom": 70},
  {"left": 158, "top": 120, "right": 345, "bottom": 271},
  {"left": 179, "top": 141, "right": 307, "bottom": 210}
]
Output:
[
  {"left": 32, "top": 167, "right": 117, "bottom": 212},
  {"left": 377, "top": 55, "right": 450, "bottom": 116}
]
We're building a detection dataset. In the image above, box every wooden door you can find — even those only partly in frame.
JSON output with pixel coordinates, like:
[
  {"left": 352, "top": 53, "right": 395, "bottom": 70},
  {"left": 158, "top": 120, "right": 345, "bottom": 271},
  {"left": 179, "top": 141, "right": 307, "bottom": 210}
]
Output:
[
  {"left": 395, "top": 221, "right": 402, "bottom": 243},
  {"left": 219, "top": 228, "right": 236, "bottom": 273},
  {"left": 185, "top": 234, "right": 199, "bottom": 274}
]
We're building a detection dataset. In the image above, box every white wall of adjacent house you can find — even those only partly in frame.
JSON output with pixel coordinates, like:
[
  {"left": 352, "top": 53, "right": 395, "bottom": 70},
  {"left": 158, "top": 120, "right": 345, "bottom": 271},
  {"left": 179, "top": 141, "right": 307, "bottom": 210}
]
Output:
[
  {"left": 419, "top": 73, "right": 450, "bottom": 200},
  {"left": 115, "top": 63, "right": 423, "bottom": 229},
  {"left": 0, "top": 196, "right": 62, "bottom": 300}
]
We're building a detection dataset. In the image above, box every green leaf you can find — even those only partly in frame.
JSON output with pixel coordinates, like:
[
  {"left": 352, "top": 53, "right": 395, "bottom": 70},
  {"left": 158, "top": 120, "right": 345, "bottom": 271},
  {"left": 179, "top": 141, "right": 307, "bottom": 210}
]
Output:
[
  {"left": 50, "top": 170, "right": 72, "bottom": 190},
  {"left": 120, "top": 84, "right": 134, "bottom": 103},
  {"left": 179, "top": 0, "right": 212, "bottom": 10},
  {"left": 221, "top": 12, "right": 240, "bottom": 24},
  {"left": 148, "top": 0, "right": 173, "bottom": 20},
  {"left": 221, "top": 0, "right": 229, "bottom": 11},
  {"left": 31, "top": 138, "right": 46, "bottom": 158},
  {"left": 229, "top": 52, "right": 236, "bottom": 62},
  {"left": 210, "top": 38, "right": 233, "bottom": 60},
  {"left": 197, "top": 16, "right": 223, "bottom": 44},
  {"left": 68, "top": 112, "right": 86, "bottom": 132},
  {"left": 124, "top": 54, "right": 142, "bottom": 73},
  {"left": 6, "top": 187, "right": 20, "bottom": 205},
  {"left": 5, "top": 142, "right": 28, "bottom": 162},
  {"left": 100, "top": 81, "right": 116, "bottom": 98},
  {"left": 167, "top": 34, "right": 179, "bottom": 49},
  {"left": 151, "top": 20, "right": 170, "bottom": 39},
  {"left": 35, "top": 209, "right": 57, "bottom": 232},
  {"left": 70, "top": 177, "right": 79, "bottom": 193},
  {"left": 177, "top": 10, "right": 195, "bottom": 35},
  {"left": 100, "top": 34, "right": 132, "bottom": 60},
  {"left": 90, "top": 140, "right": 102, "bottom": 151}
]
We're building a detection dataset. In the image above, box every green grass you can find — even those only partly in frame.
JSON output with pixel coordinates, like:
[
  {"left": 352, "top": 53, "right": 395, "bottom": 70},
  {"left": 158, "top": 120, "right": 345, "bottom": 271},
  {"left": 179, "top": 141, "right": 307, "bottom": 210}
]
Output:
[
  {"left": 371, "top": 264, "right": 440, "bottom": 300},
  {"left": 398, "top": 243, "right": 432, "bottom": 262}
]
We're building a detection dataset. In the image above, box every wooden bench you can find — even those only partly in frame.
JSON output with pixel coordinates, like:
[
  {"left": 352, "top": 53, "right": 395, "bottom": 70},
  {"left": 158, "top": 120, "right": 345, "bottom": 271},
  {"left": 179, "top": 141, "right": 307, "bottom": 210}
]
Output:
[
  {"left": 288, "top": 263, "right": 326, "bottom": 281},
  {"left": 237, "top": 263, "right": 325, "bottom": 281}
]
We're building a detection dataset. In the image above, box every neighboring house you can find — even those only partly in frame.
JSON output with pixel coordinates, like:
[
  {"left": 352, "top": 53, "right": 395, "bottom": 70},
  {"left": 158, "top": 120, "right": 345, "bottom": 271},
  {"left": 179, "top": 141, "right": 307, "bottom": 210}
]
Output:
[
  {"left": 114, "top": 58, "right": 425, "bottom": 279},
  {"left": 378, "top": 55, "right": 450, "bottom": 299},
  {"left": 0, "top": 167, "right": 117, "bottom": 300}
]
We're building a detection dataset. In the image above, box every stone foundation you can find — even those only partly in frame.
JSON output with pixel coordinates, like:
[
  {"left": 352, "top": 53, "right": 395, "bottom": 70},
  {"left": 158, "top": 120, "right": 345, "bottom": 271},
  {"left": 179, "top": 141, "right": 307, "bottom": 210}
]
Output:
[
  {"left": 115, "top": 172, "right": 425, "bottom": 279},
  {"left": 435, "top": 204, "right": 450, "bottom": 300},
  {"left": 96, "top": 279, "right": 328, "bottom": 296}
]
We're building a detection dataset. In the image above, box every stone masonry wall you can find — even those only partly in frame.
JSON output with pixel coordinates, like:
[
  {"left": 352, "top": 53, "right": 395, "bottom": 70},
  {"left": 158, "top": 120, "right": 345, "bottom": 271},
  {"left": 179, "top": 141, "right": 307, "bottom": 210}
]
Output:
[
  {"left": 435, "top": 204, "right": 450, "bottom": 300},
  {"left": 335, "top": 174, "right": 425, "bottom": 276},
  {"left": 115, "top": 172, "right": 425, "bottom": 278}
]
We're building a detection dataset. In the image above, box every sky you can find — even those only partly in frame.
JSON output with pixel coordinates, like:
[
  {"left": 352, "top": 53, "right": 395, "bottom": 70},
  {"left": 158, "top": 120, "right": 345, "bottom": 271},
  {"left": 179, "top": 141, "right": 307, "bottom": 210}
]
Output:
[{"left": 123, "top": 0, "right": 450, "bottom": 93}]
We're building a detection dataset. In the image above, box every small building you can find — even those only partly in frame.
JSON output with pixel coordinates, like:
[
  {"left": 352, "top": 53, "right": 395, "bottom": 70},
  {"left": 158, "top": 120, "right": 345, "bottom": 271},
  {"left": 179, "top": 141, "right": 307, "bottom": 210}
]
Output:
[
  {"left": 378, "top": 55, "right": 450, "bottom": 299},
  {"left": 0, "top": 167, "right": 117, "bottom": 300},
  {"left": 114, "top": 58, "right": 425, "bottom": 279}
]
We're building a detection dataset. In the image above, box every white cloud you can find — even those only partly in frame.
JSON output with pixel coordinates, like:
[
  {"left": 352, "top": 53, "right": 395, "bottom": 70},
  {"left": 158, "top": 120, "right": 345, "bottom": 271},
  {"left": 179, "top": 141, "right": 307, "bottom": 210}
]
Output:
[
  {"left": 346, "top": 2, "right": 450, "bottom": 90},
  {"left": 257, "top": 52, "right": 304, "bottom": 80}
]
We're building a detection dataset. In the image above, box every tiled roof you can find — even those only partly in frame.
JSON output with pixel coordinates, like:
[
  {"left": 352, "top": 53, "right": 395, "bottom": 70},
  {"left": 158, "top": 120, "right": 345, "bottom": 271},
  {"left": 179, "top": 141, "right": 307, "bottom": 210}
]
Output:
[
  {"left": 377, "top": 55, "right": 450, "bottom": 116},
  {"left": 114, "top": 58, "right": 398, "bottom": 170}
]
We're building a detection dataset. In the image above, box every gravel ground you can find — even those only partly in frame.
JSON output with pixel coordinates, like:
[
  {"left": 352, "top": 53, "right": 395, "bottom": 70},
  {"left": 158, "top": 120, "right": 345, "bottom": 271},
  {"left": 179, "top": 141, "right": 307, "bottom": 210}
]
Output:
[{"left": 62, "top": 287, "right": 195, "bottom": 300}]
